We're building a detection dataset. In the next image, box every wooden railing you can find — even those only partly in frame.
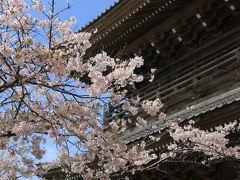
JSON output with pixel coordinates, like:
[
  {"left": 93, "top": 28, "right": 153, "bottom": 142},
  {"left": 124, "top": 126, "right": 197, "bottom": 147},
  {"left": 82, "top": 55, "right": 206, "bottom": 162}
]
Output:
[{"left": 104, "top": 47, "right": 240, "bottom": 121}]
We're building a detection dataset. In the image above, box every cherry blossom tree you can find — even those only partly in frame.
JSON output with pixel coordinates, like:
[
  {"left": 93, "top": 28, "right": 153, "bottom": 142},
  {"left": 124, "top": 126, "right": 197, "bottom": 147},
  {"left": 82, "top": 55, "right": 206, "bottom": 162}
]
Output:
[{"left": 0, "top": 0, "right": 239, "bottom": 179}]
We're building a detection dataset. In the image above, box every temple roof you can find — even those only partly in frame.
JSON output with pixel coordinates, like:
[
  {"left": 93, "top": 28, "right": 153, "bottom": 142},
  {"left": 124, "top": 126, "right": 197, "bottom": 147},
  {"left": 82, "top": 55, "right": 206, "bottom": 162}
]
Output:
[
  {"left": 119, "top": 85, "right": 240, "bottom": 143},
  {"left": 81, "top": 0, "right": 240, "bottom": 59},
  {"left": 81, "top": 0, "right": 194, "bottom": 55}
]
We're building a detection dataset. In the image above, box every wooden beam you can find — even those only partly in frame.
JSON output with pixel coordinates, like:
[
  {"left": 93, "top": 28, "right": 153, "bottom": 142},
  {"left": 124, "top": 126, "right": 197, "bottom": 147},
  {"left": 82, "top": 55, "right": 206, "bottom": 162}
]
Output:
[{"left": 122, "top": 0, "right": 210, "bottom": 54}]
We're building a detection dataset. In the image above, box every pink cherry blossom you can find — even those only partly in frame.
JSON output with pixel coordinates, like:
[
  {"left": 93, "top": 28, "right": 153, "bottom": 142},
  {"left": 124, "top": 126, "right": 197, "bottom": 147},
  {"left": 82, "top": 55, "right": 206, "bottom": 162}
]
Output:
[{"left": 0, "top": 0, "right": 238, "bottom": 179}]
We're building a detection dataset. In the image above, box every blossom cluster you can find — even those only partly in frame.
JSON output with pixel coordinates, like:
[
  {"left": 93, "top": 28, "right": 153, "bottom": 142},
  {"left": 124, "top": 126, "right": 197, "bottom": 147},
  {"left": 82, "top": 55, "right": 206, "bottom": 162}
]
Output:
[
  {"left": 142, "top": 99, "right": 163, "bottom": 116},
  {"left": 163, "top": 121, "right": 240, "bottom": 162}
]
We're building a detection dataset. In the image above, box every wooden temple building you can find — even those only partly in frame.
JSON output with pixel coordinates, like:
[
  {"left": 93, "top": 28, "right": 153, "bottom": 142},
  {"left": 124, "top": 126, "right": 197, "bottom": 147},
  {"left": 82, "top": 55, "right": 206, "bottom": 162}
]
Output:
[{"left": 43, "top": 0, "right": 240, "bottom": 179}]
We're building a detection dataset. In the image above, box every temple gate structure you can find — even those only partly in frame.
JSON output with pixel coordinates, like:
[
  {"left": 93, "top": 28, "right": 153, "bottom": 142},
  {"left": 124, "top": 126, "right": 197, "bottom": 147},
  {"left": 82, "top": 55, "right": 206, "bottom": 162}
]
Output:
[{"left": 42, "top": 0, "right": 240, "bottom": 179}]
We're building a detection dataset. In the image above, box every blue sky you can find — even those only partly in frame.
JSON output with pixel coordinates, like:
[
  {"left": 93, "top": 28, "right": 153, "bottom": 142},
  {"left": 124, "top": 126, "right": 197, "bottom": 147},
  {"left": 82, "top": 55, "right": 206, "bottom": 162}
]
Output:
[{"left": 57, "top": 0, "right": 117, "bottom": 29}]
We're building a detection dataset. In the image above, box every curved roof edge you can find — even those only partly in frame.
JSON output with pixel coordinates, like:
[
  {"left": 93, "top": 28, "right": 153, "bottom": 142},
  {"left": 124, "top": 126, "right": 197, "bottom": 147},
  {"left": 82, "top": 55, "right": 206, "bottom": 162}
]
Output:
[{"left": 79, "top": 0, "right": 121, "bottom": 32}]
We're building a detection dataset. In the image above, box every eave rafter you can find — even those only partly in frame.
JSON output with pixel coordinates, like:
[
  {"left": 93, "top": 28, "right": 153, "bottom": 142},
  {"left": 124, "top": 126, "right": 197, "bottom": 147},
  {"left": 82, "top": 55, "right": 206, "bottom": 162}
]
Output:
[{"left": 82, "top": 0, "right": 194, "bottom": 53}]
